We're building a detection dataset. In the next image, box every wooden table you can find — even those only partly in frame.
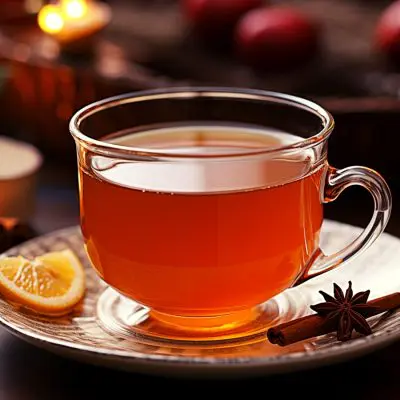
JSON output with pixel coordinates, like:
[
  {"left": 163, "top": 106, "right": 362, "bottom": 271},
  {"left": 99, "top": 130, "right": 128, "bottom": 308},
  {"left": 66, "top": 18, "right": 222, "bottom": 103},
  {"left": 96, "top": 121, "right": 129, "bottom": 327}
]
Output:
[{"left": 1, "top": 331, "right": 399, "bottom": 399}]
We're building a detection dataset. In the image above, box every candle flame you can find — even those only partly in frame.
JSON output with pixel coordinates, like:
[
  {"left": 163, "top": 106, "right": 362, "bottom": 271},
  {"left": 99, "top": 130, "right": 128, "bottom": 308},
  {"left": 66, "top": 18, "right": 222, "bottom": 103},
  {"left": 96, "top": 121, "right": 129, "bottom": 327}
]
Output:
[
  {"left": 62, "top": 0, "right": 88, "bottom": 19},
  {"left": 38, "top": 5, "right": 64, "bottom": 34}
]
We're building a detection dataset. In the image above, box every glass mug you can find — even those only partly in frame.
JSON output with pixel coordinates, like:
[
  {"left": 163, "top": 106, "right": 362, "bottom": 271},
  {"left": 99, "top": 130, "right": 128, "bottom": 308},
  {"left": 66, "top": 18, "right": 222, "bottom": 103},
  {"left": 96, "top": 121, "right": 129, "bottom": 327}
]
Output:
[{"left": 70, "top": 88, "right": 391, "bottom": 342}]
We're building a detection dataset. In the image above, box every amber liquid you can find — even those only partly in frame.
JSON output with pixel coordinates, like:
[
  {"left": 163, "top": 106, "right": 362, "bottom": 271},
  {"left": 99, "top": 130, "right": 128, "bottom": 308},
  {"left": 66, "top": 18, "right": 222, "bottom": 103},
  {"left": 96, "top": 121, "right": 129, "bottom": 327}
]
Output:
[{"left": 79, "top": 126, "right": 325, "bottom": 317}]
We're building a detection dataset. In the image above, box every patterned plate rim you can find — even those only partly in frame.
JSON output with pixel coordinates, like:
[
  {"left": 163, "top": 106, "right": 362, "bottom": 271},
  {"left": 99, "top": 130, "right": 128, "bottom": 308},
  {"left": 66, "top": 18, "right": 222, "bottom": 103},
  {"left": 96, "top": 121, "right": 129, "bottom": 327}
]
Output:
[{"left": 0, "top": 222, "right": 399, "bottom": 369}]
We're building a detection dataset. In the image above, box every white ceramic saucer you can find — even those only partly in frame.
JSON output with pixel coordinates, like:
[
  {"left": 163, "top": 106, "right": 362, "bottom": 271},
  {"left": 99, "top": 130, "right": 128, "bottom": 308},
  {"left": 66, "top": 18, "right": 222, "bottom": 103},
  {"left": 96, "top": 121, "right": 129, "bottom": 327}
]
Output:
[{"left": 0, "top": 220, "right": 399, "bottom": 378}]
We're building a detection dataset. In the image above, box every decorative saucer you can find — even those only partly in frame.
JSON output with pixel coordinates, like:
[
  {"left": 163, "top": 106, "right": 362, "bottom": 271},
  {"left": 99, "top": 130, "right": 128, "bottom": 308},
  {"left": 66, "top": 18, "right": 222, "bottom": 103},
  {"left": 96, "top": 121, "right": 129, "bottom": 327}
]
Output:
[{"left": 0, "top": 220, "right": 400, "bottom": 378}]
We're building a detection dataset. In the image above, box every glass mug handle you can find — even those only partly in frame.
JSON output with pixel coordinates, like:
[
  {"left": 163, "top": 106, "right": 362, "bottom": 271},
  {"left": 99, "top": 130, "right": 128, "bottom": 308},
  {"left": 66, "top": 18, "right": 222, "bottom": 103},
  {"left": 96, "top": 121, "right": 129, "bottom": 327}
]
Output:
[{"left": 295, "top": 165, "right": 392, "bottom": 285}]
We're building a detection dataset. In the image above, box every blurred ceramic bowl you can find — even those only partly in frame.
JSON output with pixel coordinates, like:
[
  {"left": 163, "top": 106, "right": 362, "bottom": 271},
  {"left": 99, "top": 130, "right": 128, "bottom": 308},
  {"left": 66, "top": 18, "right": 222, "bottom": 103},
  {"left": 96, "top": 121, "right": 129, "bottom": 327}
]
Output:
[{"left": 0, "top": 136, "right": 42, "bottom": 221}]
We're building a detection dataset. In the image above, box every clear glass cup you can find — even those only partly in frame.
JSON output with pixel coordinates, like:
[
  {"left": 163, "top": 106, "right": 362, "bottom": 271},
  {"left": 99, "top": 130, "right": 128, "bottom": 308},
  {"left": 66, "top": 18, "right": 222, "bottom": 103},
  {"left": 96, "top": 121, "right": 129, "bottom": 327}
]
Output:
[{"left": 70, "top": 87, "right": 391, "bottom": 342}]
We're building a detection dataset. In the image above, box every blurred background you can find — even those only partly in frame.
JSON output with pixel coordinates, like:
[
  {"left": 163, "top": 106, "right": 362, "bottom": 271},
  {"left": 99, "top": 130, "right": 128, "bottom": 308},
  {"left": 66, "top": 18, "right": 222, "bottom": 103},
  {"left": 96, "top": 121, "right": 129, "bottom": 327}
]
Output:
[{"left": 0, "top": 0, "right": 399, "bottom": 244}]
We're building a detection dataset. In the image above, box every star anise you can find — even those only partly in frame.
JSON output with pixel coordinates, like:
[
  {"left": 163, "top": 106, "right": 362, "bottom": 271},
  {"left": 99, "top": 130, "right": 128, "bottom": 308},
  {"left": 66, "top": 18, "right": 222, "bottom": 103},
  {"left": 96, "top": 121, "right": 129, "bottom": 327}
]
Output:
[{"left": 310, "top": 281, "right": 378, "bottom": 342}]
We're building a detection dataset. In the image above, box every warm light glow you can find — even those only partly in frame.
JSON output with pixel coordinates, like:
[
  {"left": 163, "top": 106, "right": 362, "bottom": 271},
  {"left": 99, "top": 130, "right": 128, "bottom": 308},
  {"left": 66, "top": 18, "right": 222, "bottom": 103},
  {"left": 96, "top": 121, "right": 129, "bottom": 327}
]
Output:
[
  {"left": 38, "top": 5, "right": 64, "bottom": 34},
  {"left": 61, "top": 0, "right": 88, "bottom": 19},
  {"left": 37, "top": 0, "right": 110, "bottom": 45}
]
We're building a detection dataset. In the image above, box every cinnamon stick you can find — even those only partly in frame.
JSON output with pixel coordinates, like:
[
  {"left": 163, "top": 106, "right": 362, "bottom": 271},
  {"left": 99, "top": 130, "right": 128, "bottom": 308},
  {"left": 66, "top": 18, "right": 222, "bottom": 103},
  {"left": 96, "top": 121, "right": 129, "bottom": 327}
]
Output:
[{"left": 267, "top": 293, "right": 400, "bottom": 346}]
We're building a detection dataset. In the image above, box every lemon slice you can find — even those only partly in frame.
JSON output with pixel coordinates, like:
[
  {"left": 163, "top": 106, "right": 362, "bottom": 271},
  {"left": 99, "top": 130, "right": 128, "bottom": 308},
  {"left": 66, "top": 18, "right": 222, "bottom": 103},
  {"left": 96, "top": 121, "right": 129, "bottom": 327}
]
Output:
[{"left": 0, "top": 249, "right": 85, "bottom": 316}]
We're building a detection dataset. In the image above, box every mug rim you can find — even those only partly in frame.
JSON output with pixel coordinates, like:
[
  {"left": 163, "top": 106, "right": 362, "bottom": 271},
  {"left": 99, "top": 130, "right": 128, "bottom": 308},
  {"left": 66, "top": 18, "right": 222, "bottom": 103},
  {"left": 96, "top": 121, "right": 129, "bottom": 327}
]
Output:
[{"left": 69, "top": 87, "right": 335, "bottom": 159}]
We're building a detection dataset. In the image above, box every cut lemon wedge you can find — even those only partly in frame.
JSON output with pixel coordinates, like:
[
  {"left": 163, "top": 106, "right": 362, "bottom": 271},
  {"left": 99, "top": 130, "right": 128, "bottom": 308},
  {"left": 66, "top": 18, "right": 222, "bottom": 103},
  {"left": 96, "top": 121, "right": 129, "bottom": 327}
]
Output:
[{"left": 0, "top": 249, "right": 85, "bottom": 316}]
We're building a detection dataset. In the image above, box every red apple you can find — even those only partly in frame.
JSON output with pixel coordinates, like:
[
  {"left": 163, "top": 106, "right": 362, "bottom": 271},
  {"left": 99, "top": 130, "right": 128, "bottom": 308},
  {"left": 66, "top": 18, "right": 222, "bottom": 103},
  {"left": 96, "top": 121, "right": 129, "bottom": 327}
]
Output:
[
  {"left": 376, "top": 0, "right": 400, "bottom": 62},
  {"left": 235, "top": 7, "right": 320, "bottom": 70},
  {"left": 181, "top": 0, "right": 264, "bottom": 39}
]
